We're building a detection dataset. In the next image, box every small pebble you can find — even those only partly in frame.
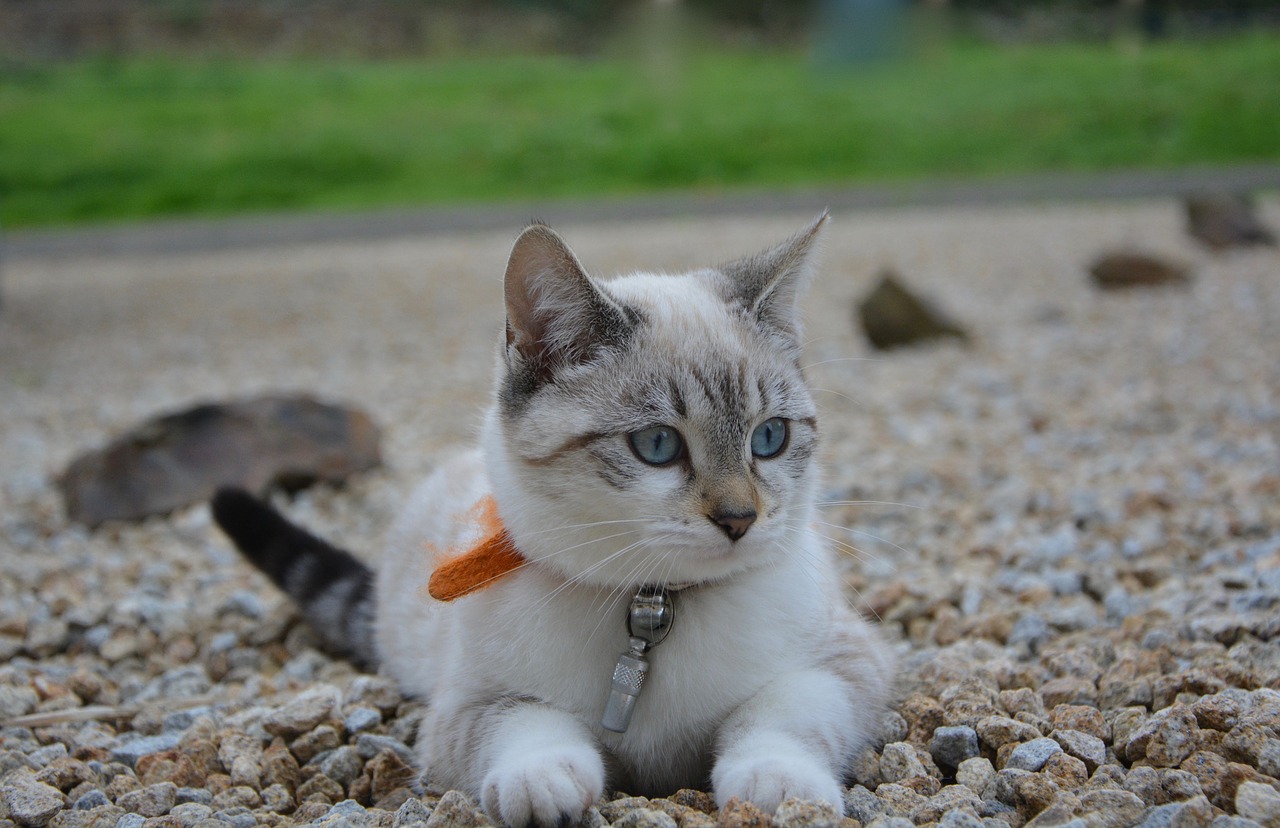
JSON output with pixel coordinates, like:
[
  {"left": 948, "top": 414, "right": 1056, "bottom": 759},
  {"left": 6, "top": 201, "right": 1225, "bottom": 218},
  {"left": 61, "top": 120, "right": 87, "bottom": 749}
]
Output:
[
  {"left": 344, "top": 706, "right": 382, "bottom": 734},
  {"left": 930, "top": 726, "right": 980, "bottom": 768},
  {"left": 1236, "top": 781, "right": 1280, "bottom": 826}
]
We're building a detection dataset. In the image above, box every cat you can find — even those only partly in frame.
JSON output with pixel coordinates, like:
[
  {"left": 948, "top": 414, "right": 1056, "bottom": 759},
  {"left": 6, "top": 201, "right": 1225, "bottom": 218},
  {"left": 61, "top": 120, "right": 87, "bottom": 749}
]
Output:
[{"left": 211, "top": 215, "right": 895, "bottom": 827}]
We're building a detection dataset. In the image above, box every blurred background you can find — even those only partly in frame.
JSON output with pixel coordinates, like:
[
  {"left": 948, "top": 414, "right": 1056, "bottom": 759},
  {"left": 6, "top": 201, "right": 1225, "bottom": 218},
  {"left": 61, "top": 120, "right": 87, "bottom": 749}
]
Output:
[{"left": 2, "top": 0, "right": 1278, "bottom": 230}]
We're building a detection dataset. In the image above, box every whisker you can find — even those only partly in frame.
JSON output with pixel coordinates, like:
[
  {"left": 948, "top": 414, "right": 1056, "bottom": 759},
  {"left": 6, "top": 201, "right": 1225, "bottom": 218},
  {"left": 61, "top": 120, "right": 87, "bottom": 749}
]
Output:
[
  {"left": 806, "top": 519, "right": 909, "bottom": 563},
  {"left": 775, "top": 521, "right": 885, "bottom": 569},
  {"left": 800, "top": 356, "right": 881, "bottom": 371},
  {"left": 808, "top": 386, "right": 864, "bottom": 409},
  {"left": 817, "top": 500, "right": 923, "bottom": 510}
]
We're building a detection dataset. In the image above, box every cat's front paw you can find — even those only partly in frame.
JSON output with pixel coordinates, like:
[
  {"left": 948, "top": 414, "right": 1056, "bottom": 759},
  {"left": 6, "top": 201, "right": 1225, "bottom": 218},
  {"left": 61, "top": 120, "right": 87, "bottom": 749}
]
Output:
[
  {"left": 712, "top": 752, "right": 843, "bottom": 815},
  {"left": 481, "top": 745, "right": 605, "bottom": 828}
]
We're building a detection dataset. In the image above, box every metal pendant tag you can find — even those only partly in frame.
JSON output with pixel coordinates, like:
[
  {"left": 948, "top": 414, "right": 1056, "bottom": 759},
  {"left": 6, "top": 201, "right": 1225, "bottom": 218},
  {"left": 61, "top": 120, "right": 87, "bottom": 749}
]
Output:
[
  {"left": 601, "top": 639, "right": 649, "bottom": 733},
  {"left": 600, "top": 587, "right": 673, "bottom": 734}
]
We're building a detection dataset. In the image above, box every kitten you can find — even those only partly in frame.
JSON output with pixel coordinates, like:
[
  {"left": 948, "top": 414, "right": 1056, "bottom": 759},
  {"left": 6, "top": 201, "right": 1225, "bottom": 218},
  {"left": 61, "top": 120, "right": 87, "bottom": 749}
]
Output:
[{"left": 212, "top": 215, "right": 894, "bottom": 827}]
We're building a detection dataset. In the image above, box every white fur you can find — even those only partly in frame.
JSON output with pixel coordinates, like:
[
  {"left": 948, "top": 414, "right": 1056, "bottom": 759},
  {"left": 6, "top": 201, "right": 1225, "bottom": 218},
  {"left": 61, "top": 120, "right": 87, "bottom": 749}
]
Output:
[{"left": 374, "top": 221, "right": 894, "bottom": 826}]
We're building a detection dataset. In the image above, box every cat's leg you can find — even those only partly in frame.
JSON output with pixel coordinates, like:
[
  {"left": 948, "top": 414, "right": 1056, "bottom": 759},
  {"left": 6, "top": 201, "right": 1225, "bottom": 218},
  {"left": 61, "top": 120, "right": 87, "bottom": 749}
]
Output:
[
  {"left": 711, "top": 634, "right": 891, "bottom": 813},
  {"left": 427, "top": 696, "right": 605, "bottom": 828}
]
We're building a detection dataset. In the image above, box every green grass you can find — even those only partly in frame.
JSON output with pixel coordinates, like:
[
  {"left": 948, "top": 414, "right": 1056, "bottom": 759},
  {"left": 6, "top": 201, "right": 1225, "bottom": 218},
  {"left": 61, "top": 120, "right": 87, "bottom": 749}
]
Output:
[{"left": 3, "top": 33, "right": 1280, "bottom": 228}]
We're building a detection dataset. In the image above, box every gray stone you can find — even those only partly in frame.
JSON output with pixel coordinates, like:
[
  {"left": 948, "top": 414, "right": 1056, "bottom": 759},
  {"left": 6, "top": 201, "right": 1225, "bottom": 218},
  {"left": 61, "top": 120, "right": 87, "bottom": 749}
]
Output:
[
  {"left": 865, "top": 818, "right": 914, "bottom": 828},
  {"left": 1135, "top": 796, "right": 1214, "bottom": 828},
  {"left": 314, "top": 747, "right": 364, "bottom": 788},
  {"left": 262, "top": 688, "right": 337, "bottom": 738},
  {"left": 773, "top": 798, "right": 841, "bottom": 828},
  {"left": 1004, "top": 737, "right": 1063, "bottom": 772},
  {"left": 327, "top": 800, "right": 367, "bottom": 818},
  {"left": 938, "top": 812, "right": 984, "bottom": 828},
  {"left": 392, "top": 798, "right": 432, "bottom": 828},
  {"left": 61, "top": 395, "right": 381, "bottom": 527},
  {"left": 344, "top": 707, "right": 382, "bottom": 734},
  {"left": 356, "top": 734, "right": 415, "bottom": 765},
  {"left": 930, "top": 726, "right": 980, "bottom": 768},
  {"left": 423, "top": 791, "right": 490, "bottom": 828},
  {"left": 856, "top": 272, "right": 969, "bottom": 351},
  {"left": 72, "top": 792, "right": 111, "bottom": 812},
  {"left": 3, "top": 771, "right": 65, "bottom": 827},
  {"left": 115, "top": 783, "right": 176, "bottom": 818},
  {"left": 1236, "top": 782, "right": 1280, "bottom": 826},
  {"left": 1008, "top": 614, "right": 1051, "bottom": 652},
  {"left": 956, "top": 757, "right": 996, "bottom": 794},
  {"left": 843, "top": 785, "right": 884, "bottom": 823},
  {"left": 28, "top": 745, "right": 69, "bottom": 768},
  {"left": 1075, "top": 790, "right": 1145, "bottom": 828},
  {"left": 0, "top": 685, "right": 39, "bottom": 719},
  {"left": 880, "top": 742, "right": 928, "bottom": 783},
  {"left": 1052, "top": 729, "right": 1107, "bottom": 772},
  {"left": 212, "top": 809, "right": 256, "bottom": 828},
  {"left": 1185, "top": 192, "right": 1277, "bottom": 250},
  {"left": 113, "top": 816, "right": 145, "bottom": 828},
  {"left": 174, "top": 789, "right": 212, "bottom": 806},
  {"left": 109, "top": 735, "right": 181, "bottom": 768},
  {"left": 1089, "top": 251, "right": 1191, "bottom": 290},
  {"left": 170, "top": 804, "right": 214, "bottom": 826}
]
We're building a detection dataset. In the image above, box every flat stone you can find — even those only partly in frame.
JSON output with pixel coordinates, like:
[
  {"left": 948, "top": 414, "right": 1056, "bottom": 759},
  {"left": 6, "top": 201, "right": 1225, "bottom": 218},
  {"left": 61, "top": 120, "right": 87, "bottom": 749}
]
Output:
[
  {"left": 1185, "top": 192, "right": 1277, "bottom": 250},
  {"left": 856, "top": 271, "right": 969, "bottom": 350},
  {"left": 1005, "top": 738, "right": 1063, "bottom": 772},
  {"left": 60, "top": 395, "right": 380, "bottom": 527},
  {"left": 110, "top": 736, "right": 182, "bottom": 768},
  {"left": 3, "top": 771, "right": 66, "bottom": 827},
  {"left": 977, "top": 716, "right": 1041, "bottom": 750},
  {"left": 1236, "top": 781, "right": 1280, "bottom": 827},
  {"left": 355, "top": 734, "right": 415, "bottom": 767},
  {"left": 115, "top": 783, "right": 176, "bottom": 819},
  {"left": 1089, "top": 251, "right": 1191, "bottom": 290},
  {"left": 1052, "top": 729, "right": 1107, "bottom": 772}
]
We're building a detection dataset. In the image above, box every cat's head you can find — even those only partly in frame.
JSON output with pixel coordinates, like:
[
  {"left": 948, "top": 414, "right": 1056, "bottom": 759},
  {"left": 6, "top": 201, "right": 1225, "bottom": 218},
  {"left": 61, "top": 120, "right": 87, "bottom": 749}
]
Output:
[{"left": 482, "top": 216, "right": 826, "bottom": 590}]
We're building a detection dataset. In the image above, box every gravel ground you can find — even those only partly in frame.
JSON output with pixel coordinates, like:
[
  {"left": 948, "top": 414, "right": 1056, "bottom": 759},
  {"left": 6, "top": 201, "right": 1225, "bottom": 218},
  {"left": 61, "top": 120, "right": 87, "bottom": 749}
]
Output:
[{"left": 1, "top": 198, "right": 1278, "bottom": 828}]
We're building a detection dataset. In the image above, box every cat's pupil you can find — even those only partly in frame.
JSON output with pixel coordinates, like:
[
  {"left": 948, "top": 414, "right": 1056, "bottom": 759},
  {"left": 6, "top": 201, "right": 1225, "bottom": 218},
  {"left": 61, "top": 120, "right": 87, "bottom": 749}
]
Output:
[
  {"left": 751, "top": 418, "right": 788, "bottom": 459},
  {"left": 629, "top": 426, "right": 683, "bottom": 466}
]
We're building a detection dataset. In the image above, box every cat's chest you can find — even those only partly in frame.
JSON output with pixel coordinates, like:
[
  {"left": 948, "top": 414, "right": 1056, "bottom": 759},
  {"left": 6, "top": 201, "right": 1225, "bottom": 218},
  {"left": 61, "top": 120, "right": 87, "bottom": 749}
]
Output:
[{"left": 460, "top": 563, "right": 830, "bottom": 724}]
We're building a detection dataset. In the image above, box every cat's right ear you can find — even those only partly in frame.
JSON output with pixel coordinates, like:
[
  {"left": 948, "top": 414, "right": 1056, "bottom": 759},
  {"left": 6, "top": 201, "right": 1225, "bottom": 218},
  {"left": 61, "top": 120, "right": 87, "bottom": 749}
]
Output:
[{"left": 503, "top": 224, "right": 633, "bottom": 384}]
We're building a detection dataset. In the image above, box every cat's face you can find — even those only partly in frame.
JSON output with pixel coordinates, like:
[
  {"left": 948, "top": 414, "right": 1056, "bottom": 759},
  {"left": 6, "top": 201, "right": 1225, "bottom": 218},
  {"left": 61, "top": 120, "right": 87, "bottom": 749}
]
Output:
[{"left": 483, "top": 218, "right": 825, "bottom": 591}]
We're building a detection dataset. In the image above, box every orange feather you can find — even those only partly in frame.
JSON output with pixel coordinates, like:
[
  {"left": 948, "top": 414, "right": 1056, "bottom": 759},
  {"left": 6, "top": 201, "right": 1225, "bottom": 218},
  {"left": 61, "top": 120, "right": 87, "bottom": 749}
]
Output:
[{"left": 427, "top": 496, "right": 526, "bottom": 602}]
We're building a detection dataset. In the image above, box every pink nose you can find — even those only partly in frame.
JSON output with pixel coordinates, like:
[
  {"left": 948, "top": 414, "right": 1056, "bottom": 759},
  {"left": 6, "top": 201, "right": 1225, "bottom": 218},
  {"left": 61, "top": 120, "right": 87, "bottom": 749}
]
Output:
[{"left": 710, "top": 509, "right": 756, "bottom": 542}]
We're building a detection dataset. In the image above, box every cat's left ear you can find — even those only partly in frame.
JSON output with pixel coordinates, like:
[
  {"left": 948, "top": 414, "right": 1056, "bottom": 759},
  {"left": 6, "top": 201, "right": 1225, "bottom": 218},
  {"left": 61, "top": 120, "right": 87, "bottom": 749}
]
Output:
[{"left": 720, "top": 211, "right": 828, "bottom": 344}]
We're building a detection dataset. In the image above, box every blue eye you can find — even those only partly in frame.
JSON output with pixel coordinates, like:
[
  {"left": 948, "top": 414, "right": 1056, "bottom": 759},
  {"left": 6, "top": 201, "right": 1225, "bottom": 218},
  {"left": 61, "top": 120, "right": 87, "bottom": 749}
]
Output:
[
  {"left": 751, "top": 418, "right": 788, "bottom": 458},
  {"left": 629, "top": 426, "right": 684, "bottom": 466}
]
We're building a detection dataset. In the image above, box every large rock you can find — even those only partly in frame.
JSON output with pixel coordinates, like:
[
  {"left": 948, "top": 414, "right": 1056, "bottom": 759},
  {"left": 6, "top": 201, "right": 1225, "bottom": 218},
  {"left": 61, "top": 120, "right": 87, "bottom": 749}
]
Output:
[
  {"left": 60, "top": 395, "right": 380, "bottom": 527},
  {"left": 1185, "top": 192, "right": 1276, "bottom": 250},
  {"left": 1088, "top": 251, "right": 1191, "bottom": 290},
  {"left": 856, "top": 271, "right": 969, "bottom": 350}
]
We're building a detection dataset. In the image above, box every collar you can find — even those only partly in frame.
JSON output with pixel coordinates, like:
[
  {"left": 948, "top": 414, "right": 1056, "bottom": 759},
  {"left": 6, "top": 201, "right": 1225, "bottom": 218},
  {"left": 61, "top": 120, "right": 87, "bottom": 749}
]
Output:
[{"left": 427, "top": 496, "right": 714, "bottom": 602}]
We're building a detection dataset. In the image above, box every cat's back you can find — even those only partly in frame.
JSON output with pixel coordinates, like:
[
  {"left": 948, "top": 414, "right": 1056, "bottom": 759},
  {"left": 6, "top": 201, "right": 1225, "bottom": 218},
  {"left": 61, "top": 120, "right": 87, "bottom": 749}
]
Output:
[{"left": 376, "top": 449, "right": 490, "bottom": 691}]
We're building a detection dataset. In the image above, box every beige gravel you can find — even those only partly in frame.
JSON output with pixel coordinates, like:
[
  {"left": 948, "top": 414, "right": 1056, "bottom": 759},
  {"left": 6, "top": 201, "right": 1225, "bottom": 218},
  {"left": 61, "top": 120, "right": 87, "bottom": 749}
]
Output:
[{"left": 1, "top": 198, "right": 1279, "bottom": 827}]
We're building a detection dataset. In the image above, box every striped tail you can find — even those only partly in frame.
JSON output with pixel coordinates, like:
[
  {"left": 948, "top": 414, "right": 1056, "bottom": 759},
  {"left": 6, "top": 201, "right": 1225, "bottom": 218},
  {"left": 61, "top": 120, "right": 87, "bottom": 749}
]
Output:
[{"left": 211, "top": 487, "right": 378, "bottom": 671}]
